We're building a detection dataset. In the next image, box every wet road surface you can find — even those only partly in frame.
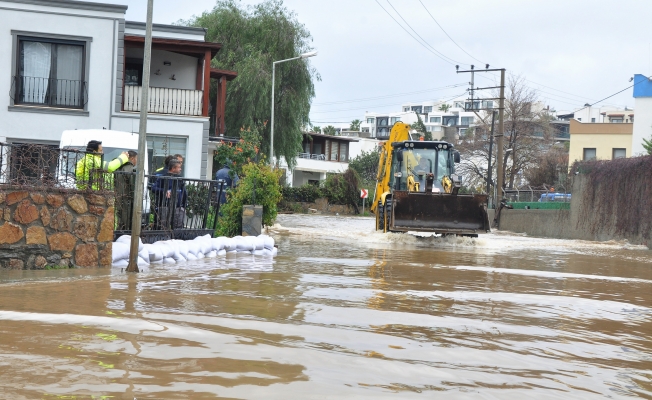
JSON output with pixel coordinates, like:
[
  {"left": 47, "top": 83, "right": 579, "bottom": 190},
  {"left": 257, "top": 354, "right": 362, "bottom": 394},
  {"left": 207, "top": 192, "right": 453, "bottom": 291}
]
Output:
[{"left": 0, "top": 214, "right": 651, "bottom": 399}]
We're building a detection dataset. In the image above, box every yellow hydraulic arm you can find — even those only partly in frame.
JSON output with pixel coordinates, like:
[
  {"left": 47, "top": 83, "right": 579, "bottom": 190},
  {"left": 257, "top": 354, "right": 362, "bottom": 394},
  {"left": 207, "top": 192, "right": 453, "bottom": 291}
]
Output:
[{"left": 370, "top": 122, "right": 411, "bottom": 214}]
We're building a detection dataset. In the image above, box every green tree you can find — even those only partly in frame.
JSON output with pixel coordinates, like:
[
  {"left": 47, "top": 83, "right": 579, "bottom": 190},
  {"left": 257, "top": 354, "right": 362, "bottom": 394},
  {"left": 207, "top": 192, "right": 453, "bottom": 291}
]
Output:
[
  {"left": 323, "top": 125, "right": 336, "bottom": 135},
  {"left": 312, "top": 125, "right": 321, "bottom": 133},
  {"left": 438, "top": 103, "right": 451, "bottom": 112},
  {"left": 412, "top": 113, "right": 432, "bottom": 141},
  {"left": 349, "top": 119, "right": 361, "bottom": 131},
  {"left": 643, "top": 134, "right": 652, "bottom": 155},
  {"left": 213, "top": 126, "right": 262, "bottom": 177},
  {"left": 185, "top": 0, "right": 319, "bottom": 168},
  {"left": 348, "top": 149, "right": 380, "bottom": 185}
]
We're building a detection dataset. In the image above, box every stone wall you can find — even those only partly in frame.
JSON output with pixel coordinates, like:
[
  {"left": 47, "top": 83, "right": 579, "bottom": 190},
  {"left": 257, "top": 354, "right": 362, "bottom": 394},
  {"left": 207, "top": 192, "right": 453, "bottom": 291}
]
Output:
[{"left": 0, "top": 188, "right": 114, "bottom": 269}]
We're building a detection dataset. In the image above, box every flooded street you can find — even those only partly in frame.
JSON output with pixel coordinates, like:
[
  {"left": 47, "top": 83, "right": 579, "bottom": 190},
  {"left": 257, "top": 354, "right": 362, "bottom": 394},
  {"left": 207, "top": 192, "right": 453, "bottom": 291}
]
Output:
[{"left": 0, "top": 214, "right": 651, "bottom": 399}]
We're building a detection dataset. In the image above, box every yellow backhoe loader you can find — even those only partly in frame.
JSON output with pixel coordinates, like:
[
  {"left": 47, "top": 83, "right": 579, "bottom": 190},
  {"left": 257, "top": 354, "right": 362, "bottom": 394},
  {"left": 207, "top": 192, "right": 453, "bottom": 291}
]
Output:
[{"left": 371, "top": 122, "right": 490, "bottom": 236}]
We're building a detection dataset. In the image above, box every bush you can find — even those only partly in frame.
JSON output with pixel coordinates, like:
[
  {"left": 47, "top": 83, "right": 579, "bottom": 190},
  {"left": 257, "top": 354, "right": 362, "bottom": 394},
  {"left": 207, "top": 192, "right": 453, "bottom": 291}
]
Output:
[
  {"left": 281, "top": 184, "right": 323, "bottom": 203},
  {"left": 322, "top": 168, "right": 360, "bottom": 213},
  {"left": 214, "top": 162, "right": 282, "bottom": 237}
]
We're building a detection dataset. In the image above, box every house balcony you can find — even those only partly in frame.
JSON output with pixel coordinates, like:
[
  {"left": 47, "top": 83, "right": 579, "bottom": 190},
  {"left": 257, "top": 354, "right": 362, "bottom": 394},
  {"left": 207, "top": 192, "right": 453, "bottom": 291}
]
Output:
[{"left": 123, "top": 85, "right": 203, "bottom": 116}]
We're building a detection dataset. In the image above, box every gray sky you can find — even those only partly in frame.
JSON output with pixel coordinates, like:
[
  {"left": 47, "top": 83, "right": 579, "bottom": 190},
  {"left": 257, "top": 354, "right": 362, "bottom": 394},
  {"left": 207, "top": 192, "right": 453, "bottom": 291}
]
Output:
[{"left": 105, "top": 0, "right": 652, "bottom": 126}]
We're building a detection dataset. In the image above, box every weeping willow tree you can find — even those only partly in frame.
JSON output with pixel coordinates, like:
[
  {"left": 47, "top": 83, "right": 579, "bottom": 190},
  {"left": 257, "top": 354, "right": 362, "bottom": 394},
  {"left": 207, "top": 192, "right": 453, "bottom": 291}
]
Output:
[{"left": 184, "top": 0, "right": 319, "bottom": 168}]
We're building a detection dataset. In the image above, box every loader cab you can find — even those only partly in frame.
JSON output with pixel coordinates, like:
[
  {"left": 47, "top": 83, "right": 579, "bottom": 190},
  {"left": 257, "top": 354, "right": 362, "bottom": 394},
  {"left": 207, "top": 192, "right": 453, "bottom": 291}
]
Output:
[{"left": 389, "top": 141, "right": 458, "bottom": 192}]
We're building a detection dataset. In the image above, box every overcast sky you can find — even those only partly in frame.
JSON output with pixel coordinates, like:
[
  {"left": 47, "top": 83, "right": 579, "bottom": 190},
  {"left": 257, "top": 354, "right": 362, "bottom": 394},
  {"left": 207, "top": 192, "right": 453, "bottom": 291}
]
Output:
[{"left": 104, "top": 0, "right": 651, "bottom": 127}]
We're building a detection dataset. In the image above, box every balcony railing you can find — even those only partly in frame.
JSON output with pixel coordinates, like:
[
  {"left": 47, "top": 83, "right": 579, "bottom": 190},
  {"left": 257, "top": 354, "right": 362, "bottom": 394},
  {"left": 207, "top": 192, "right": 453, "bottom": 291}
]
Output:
[
  {"left": 123, "top": 86, "right": 204, "bottom": 116},
  {"left": 298, "top": 152, "right": 326, "bottom": 160},
  {"left": 11, "top": 76, "right": 87, "bottom": 109}
]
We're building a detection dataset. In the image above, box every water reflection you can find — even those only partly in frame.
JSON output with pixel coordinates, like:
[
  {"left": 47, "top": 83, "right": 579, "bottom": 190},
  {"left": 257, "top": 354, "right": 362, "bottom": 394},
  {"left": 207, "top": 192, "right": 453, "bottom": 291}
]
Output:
[{"left": 0, "top": 214, "right": 650, "bottom": 398}]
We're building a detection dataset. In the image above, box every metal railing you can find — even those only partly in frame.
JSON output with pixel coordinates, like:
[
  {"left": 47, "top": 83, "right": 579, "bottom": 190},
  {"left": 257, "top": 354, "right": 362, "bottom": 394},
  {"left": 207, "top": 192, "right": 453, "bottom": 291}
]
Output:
[
  {"left": 0, "top": 142, "right": 97, "bottom": 189},
  {"left": 113, "top": 172, "right": 226, "bottom": 243},
  {"left": 123, "top": 85, "right": 204, "bottom": 116},
  {"left": 11, "top": 76, "right": 87, "bottom": 108},
  {"left": 298, "top": 152, "right": 326, "bottom": 160},
  {"left": 503, "top": 187, "right": 571, "bottom": 203}
]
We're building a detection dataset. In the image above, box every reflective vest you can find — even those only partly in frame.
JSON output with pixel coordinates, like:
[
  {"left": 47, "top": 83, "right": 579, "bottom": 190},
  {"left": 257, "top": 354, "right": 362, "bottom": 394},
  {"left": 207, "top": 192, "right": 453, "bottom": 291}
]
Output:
[{"left": 75, "top": 153, "right": 128, "bottom": 190}]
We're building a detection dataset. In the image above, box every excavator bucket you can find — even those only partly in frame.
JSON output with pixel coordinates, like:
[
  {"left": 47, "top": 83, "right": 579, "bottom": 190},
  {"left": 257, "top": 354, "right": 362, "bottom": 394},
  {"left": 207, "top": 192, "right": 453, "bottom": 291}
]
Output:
[{"left": 390, "top": 191, "right": 490, "bottom": 234}]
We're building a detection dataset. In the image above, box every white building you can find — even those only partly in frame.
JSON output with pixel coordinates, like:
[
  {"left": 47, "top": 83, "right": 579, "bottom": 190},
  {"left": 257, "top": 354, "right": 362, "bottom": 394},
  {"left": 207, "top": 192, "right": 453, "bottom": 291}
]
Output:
[
  {"left": 0, "top": 0, "right": 236, "bottom": 179},
  {"left": 359, "top": 96, "right": 493, "bottom": 140},
  {"left": 632, "top": 74, "right": 652, "bottom": 156}
]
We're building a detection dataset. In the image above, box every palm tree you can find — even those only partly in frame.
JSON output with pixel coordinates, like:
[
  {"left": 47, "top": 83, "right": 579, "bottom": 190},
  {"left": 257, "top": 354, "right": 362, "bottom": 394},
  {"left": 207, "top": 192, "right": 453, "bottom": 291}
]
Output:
[
  {"left": 323, "top": 125, "right": 337, "bottom": 136},
  {"left": 312, "top": 125, "right": 321, "bottom": 133},
  {"left": 349, "top": 119, "right": 361, "bottom": 131},
  {"left": 438, "top": 103, "right": 451, "bottom": 113}
]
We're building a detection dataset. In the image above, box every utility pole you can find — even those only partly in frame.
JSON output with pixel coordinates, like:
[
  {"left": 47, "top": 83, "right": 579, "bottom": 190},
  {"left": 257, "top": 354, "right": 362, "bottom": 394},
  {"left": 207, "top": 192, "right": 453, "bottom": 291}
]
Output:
[
  {"left": 127, "top": 0, "right": 154, "bottom": 273},
  {"left": 456, "top": 65, "right": 506, "bottom": 208},
  {"left": 487, "top": 110, "right": 496, "bottom": 204}
]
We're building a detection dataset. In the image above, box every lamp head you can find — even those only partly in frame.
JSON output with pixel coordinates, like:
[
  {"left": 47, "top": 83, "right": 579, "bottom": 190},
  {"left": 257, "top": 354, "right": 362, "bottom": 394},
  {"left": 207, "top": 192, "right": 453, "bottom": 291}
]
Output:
[{"left": 300, "top": 51, "right": 318, "bottom": 59}]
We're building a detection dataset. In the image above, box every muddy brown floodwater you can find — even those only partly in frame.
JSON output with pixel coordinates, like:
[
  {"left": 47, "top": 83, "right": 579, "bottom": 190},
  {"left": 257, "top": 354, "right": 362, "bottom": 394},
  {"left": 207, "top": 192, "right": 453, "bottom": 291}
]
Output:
[{"left": 0, "top": 214, "right": 651, "bottom": 399}]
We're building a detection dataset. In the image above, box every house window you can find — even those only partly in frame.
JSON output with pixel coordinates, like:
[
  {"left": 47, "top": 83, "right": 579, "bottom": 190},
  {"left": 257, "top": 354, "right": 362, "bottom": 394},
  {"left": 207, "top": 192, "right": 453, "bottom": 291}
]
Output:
[
  {"left": 411, "top": 105, "right": 422, "bottom": 114},
  {"left": 147, "top": 136, "right": 187, "bottom": 176},
  {"left": 460, "top": 116, "right": 474, "bottom": 125},
  {"left": 377, "top": 117, "right": 388, "bottom": 126},
  {"left": 125, "top": 58, "right": 143, "bottom": 86},
  {"left": 443, "top": 116, "right": 458, "bottom": 126},
  {"left": 403, "top": 107, "right": 410, "bottom": 112},
  {"left": 482, "top": 100, "right": 494, "bottom": 109},
  {"left": 459, "top": 128, "right": 467, "bottom": 135},
  {"left": 330, "top": 140, "right": 339, "bottom": 161},
  {"left": 423, "top": 106, "right": 433, "bottom": 113},
  {"left": 583, "top": 148, "right": 596, "bottom": 161},
  {"left": 464, "top": 101, "right": 480, "bottom": 110},
  {"left": 366, "top": 118, "right": 375, "bottom": 124},
  {"left": 612, "top": 148, "right": 626, "bottom": 159},
  {"left": 591, "top": 118, "right": 596, "bottom": 122},
  {"left": 611, "top": 118, "right": 623, "bottom": 123},
  {"left": 453, "top": 101, "right": 464, "bottom": 108},
  {"left": 432, "top": 126, "right": 442, "bottom": 131},
  {"left": 14, "top": 36, "right": 86, "bottom": 108},
  {"left": 390, "top": 117, "right": 400, "bottom": 124},
  {"left": 339, "top": 142, "right": 348, "bottom": 162},
  {"left": 430, "top": 116, "right": 441, "bottom": 123}
]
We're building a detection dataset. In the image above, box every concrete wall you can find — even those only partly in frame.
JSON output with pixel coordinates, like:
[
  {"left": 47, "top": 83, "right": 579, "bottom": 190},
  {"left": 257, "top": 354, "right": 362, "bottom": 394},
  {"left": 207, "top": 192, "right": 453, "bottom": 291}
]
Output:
[
  {"left": 125, "top": 48, "right": 198, "bottom": 90},
  {"left": 497, "top": 173, "right": 651, "bottom": 247},
  {"left": 0, "top": 188, "right": 115, "bottom": 269},
  {"left": 568, "top": 119, "right": 632, "bottom": 163}
]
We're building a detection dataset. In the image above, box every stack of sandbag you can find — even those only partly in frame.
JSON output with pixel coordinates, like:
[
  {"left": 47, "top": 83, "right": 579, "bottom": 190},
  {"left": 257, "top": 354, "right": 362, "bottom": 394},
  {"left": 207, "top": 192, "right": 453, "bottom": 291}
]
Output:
[
  {"left": 111, "top": 235, "right": 150, "bottom": 267},
  {"left": 112, "top": 234, "right": 277, "bottom": 267}
]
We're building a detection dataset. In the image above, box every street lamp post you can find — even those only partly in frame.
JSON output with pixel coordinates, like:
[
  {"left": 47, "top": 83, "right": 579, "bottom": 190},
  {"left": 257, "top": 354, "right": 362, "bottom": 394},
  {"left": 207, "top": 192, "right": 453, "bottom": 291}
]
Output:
[{"left": 270, "top": 51, "right": 317, "bottom": 166}]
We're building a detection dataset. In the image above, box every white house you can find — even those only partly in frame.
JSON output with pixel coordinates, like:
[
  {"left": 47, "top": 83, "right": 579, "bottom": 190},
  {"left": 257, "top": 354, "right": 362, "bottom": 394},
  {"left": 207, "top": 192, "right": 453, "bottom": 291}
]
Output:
[
  {"left": 632, "top": 74, "right": 652, "bottom": 156},
  {"left": 359, "top": 96, "right": 493, "bottom": 140},
  {"left": 0, "top": 0, "right": 236, "bottom": 179}
]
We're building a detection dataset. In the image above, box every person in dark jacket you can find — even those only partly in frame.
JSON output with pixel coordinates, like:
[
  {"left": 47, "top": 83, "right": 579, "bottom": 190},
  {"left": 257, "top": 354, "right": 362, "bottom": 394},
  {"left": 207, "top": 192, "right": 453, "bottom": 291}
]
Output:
[
  {"left": 114, "top": 150, "right": 138, "bottom": 229},
  {"left": 152, "top": 159, "right": 187, "bottom": 229},
  {"left": 215, "top": 160, "right": 239, "bottom": 205}
]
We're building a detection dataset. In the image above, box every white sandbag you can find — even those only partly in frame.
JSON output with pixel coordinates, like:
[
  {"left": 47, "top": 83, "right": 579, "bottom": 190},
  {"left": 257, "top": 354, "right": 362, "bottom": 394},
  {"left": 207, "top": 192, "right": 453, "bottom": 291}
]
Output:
[
  {"left": 138, "top": 247, "right": 150, "bottom": 263},
  {"left": 227, "top": 250, "right": 238, "bottom": 255},
  {"left": 186, "top": 253, "right": 198, "bottom": 261},
  {"left": 252, "top": 249, "right": 265, "bottom": 256},
  {"left": 112, "top": 242, "right": 130, "bottom": 263},
  {"left": 223, "top": 238, "right": 236, "bottom": 252},
  {"left": 271, "top": 247, "right": 278, "bottom": 257},
  {"left": 116, "top": 235, "right": 143, "bottom": 250},
  {"left": 153, "top": 241, "right": 175, "bottom": 258},
  {"left": 253, "top": 236, "right": 265, "bottom": 251},
  {"left": 206, "top": 250, "right": 217, "bottom": 258},
  {"left": 197, "top": 252, "right": 205, "bottom": 259},
  {"left": 210, "top": 237, "right": 225, "bottom": 252},
  {"left": 112, "top": 259, "right": 128, "bottom": 267},
  {"left": 237, "top": 250, "right": 252, "bottom": 255},
  {"left": 260, "top": 235, "right": 275, "bottom": 250},
  {"left": 186, "top": 240, "right": 202, "bottom": 257},
  {"left": 194, "top": 235, "right": 213, "bottom": 254},
  {"left": 174, "top": 240, "right": 189, "bottom": 259},
  {"left": 261, "top": 248, "right": 273, "bottom": 256},
  {"left": 163, "top": 257, "right": 176, "bottom": 264},
  {"left": 235, "top": 236, "right": 254, "bottom": 252},
  {"left": 217, "top": 249, "right": 227, "bottom": 256},
  {"left": 138, "top": 256, "right": 149, "bottom": 266},
  {"left": 143, "top": 243, "right": 164, "bottom": 262}
]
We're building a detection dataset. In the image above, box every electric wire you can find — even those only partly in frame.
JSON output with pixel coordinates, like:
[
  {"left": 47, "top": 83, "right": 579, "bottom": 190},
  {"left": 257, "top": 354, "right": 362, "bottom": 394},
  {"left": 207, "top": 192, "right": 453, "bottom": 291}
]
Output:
[{"left": 312, "top": 83, "right": 467, "bottom": 107}]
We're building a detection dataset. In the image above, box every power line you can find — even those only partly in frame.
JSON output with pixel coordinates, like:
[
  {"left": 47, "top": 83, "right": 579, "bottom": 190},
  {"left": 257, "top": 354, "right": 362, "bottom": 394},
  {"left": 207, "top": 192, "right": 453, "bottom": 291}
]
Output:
[
  {"left": 571, "top": 76, "right": 650, "bottom": 114},
  {"left": 311, "top": 91, "right": 466, "bottom": 114},
  {"left": 373, "top": 0, "right": 457, "bottom": 66},
  {"left": 384, "top": 0, "right": 462, "bottom": 65},
  {"left": 312, "top": 83, "right": 467, "bottom": 107},
  {"left": 418, "top": 0, "right": 485, "bottom": 65}
]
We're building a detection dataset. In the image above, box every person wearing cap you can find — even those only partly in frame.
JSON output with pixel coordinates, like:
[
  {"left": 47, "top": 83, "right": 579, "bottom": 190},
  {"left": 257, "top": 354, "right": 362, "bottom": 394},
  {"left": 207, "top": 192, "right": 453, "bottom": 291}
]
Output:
[
  {"left": 114, "top": 150, "right": 138, "bottom": 229},
  {"left": 75, "top": 140, "right": 128, "bottom": 190}
]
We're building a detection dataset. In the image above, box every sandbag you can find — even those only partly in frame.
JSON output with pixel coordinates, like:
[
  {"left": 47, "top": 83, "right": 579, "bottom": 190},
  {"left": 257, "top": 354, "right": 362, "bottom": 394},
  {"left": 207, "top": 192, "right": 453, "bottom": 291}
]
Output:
[
  {"left": 186, "top": 240, "right": 202, "bottom": 257},
  {"left": 174, "top": 240, "right": 189, "bottom": 259},
  {"left": 138, "top": 256, "right": 149, "bottom": 266},
  {"left": 143, "top": 243, "right": 164, "bottom": 262},
  {"left": 112, "top": 259, "right": 128, "bottom": 267},
  {"left": 217, "top": 249, "right": 227, "bottom": 256},
  {"left": 260, "top": 235, "right": 275, "bottom": 250},
  {"left": 271, "top": 247, "right": 278, "bottom": 256},
  {"left": 194, "top": 235, "right": 213, "bottom": 254},
  {"left": 252, "top": 249, "right": 265, "bottom": 256},
  {"left": 206, "top": 250, "right": 217, "bottom": 258},
  {"left": 261, "top": 248, "right": 273, "bottom": 256},
  {"left": 197, "top": 252, "right": 205, "bottom": 259},
  {"left": 138, "top": 247, "right": 150, "bottom": 264},
  {"left": 163, "top": 257, "right": 176, "bottom": 264},
  {"left": 153, "top": 241, "right": 175, "bottom": 258},
  {"left": 112, "top": 242, "right": 130, "bottom": 263},
  {"left": 210, "top": 237, "right": 225, "bottom": 252},
  {"left": 116, "top": 235, "right": 143, "bottom": 250},
  {"left": 223, "top": 238, "right": 236, "bottom": 252},
  {"left": 186, "top": 253, "right": 198, "bottom": 261},
  {"left": 235, "top": 236, "right": 254, "bottom": 252},
  {"left": 253, "top": 236, "right": 265, "bottom": 251}
]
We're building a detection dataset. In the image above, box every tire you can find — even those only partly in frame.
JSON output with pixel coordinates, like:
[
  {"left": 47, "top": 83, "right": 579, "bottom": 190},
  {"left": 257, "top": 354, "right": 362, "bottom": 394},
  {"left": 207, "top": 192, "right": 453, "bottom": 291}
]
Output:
[
  {"left": 384, "top": 199, "right": 392, "bottom": 233},
  {"left": 377, "top": 201, "right": 385, "bottom": 231}
]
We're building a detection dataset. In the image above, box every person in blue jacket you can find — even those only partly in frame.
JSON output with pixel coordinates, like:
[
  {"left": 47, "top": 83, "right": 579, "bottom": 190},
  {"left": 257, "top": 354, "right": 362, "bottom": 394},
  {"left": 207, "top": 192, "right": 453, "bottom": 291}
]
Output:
[
  {"left": 215, "top": 159, "right": 239, "bottom": 205},
  {"left": 152, "top": 159, "right": 187, "bottom": 229}
]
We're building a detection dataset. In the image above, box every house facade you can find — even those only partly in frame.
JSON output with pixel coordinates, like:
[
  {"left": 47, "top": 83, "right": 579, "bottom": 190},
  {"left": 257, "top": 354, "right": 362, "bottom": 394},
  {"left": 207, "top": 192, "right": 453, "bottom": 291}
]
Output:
[
  {"left": 0, "top": 0, "right": 235, "bottom": 179},
  {"left": 632, "top": 74, "right": 652, "bottom": 156},
  {"left": 568, "top": 119, "right": 632, "bottom": 163}
]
